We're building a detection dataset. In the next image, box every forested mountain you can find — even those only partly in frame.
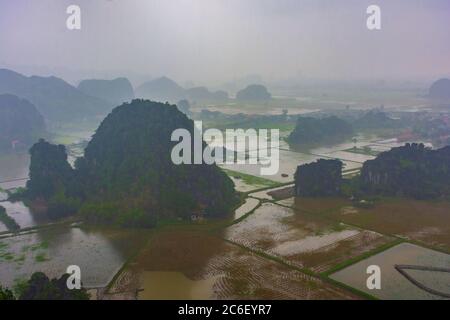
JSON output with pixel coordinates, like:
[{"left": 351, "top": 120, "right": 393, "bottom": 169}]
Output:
[
  {"left": 236, "top": 84, "right": 271, "bottom": 102},
  {"left": 294, "top": 159, "right": 343, "bottom": 197},
  {"left": 25, "top": 100, "right": 238, "bottom": 226},
  {"left": 429, "top": 78, "right": 450, "bottom": 100},
  {"left": 288, "top": 116, "right": 354, "bottom": 148},
  {"left": 0, "top": 94, "right": 46, "bottom": 151},
  {"left": 77, "top": 77, "right": 134, "bottom": 105},
  {"left": 135, "top": 76, "right": 185, "bottom": 103},
  {"left": 0, "top": 69, "right": 112, "bottom": 122},
  {"left": 27, "top": 139, "right": 74, "bottom": 200},
  {"left": 360, "top": 143, "right": 450, "bottom": 199}
]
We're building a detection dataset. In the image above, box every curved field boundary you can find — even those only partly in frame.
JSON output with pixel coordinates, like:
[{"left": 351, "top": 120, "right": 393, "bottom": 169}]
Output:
[{"left": 395, "top": 264, "right": 450, "bottom": 298}]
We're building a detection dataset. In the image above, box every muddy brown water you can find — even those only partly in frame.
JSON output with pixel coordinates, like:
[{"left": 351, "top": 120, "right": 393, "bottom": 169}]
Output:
[{"left": 331, "top": 243, "right": 450, "bottom": 300}]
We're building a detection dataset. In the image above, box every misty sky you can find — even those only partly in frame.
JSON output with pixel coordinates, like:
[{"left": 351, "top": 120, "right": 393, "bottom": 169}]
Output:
[{"left": 0, "top": 0, "right": 449, "bottom": 85}]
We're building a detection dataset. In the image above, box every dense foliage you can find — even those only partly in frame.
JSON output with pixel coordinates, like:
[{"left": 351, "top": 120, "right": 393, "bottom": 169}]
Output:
[
  {"left": 288, "top": 116, "right": 353, "bottom": 148},
  {"left": 10, "top": 272, "right": 89, "bottom": 300},
  {"left": 294, "top": 159, "right": 343, "bottom": 197},
  {"left": 25, "top": 100, "right": 238, "bottom": 227},
  {"left": 0, "top": 286, "right": 14, "bottom": 300},
  {"left": 360, "top": 143, "right": 450, "bottom": 199},
  {"left": 26, "top": 139, "right": 74, "bottom": 200},
  {"left": 0, "top": 94, "right": 46, "bottom": 152},
  {"left": 78, "top": 77, "right": 134, "bottom": 105},
  {"left": 236, "top": 84, "right": 271, "bottom": 102}
]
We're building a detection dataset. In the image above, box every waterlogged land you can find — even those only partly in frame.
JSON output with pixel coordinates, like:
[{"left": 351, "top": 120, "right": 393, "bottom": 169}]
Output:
[
  {"left": 321, "top": 198, "right": 450, "bottom": 253},
  {"left": 1, "top": 122, "right": 449, "bottom": 300},
  {"left": 107, "top": 230, "right": 358, "bottom": 300},
  {"left": 0, "top": 225, "right": 148, "bottom": 289},
  {"left": 225, "top": 203, "right": 394, "bottom": 273},
  {"left": 331, "top": 243, "right": 450, "bottom": 300}
]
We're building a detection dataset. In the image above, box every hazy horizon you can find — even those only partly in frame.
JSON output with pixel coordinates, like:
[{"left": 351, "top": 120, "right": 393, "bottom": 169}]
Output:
[{"left": 1, "top": 0, "right": 449, "bottom": 87}]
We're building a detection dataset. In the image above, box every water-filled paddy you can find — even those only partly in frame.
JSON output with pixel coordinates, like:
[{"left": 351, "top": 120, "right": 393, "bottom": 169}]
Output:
[
  {"left": 0, "top": 153, "right": 29, "bottom": 189},
  {"left": 0, "top": 226, "right": 148, "bottom": 289},
  {"left": 331, "top": 243, "right": 450, "bottom": 300},
  {"left": 323, "top": 199, "right": 450, "bottom": 252},
  {"left": 107, "top": 230, "right": 358, "bottom": 300},
  {"left": 225, "top": 203, "right": 393, "bottom": 272},
  {"left": 0, "top": 200, "right": 48, "bottom": 229}
]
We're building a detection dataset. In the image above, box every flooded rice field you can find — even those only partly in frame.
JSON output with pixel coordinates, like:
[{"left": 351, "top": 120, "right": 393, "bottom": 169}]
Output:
[
  {"left": 331, "top": 243, "right": 450, "bottom": 300},
  {"left": 0, "top": 226, "right": 148, "bottom": 289},
  {"left": 324, "top": 199, "right": 450, "bottom": 252},
  {"left": 0, "top": 153, "right": 29, "bottom": 189},
  {"left": 107, "top": 230, "right": 358, "bottom": 300},
  {"left": 0, "top": 200, "right": 49, "bottom": 230},
  {"left": 225, "top": 203, "right": 394, "bottom": 272},
  {"left": 249, "top": 184, "right": 294, "bottom": 200}
]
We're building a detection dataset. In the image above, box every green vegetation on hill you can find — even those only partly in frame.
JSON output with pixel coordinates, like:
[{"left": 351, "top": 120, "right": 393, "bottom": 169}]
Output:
[
  {"left": 296, "top": 143, "right": 450, "bottom": 201},
  {"left": 360, "top": 143, "right": 450, "bottom": 199},
  {"left": 288, "top": 116, "right": 353, "bottom": 148},
  {"left": 294, "top": 159, "right": 343, "bottom": 197},
  {"left": 25, "top": 100, "right": 238, "bottom": 227}
]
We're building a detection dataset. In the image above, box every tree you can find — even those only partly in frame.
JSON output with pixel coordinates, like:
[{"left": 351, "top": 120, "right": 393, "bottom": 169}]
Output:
[
  {"left": 294, "top": 159, "right": 343, "bottom": 197},
  {"left": 288, "top": 116, "right": 353, "bottom": 148},
  {"left": 0, "top": 286, "right": 15, "bottom": 300},
  {"left": 18, "top": 272, "right": 90, "bottom": 300}
]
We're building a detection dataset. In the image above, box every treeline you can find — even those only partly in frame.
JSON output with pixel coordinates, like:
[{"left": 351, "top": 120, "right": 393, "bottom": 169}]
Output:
[
  {"left": 287, "top": 110, "right": 403, "bottom": 149},
  {"left": 359, "top": 143, "right": 450, "bottom": 199},
  {"left": 288, "top": 116, "right": 354, "bottom": 148},
  {"left": 295, "top": 143, "right": 450, "bottom": 200},
  {"left": 0, "top": 272, "right": 90, "bottom": 300}
]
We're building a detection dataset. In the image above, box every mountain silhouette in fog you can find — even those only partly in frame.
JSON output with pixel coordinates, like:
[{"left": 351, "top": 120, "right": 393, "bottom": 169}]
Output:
[
  {"left": 78, "top": 77, "right": 135, "bottom": 105},
  {"left": 0, "top": 69, "right": 113, "bottom": 122},
  {"left": 135, "top": 76, "right": 185, "bottom": 103},
  {"left": 429, "top": 78, "right": 450, "bottom": 100},
  {"left": 0, "top": 93, "right": 46, "bottom": 151}
]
